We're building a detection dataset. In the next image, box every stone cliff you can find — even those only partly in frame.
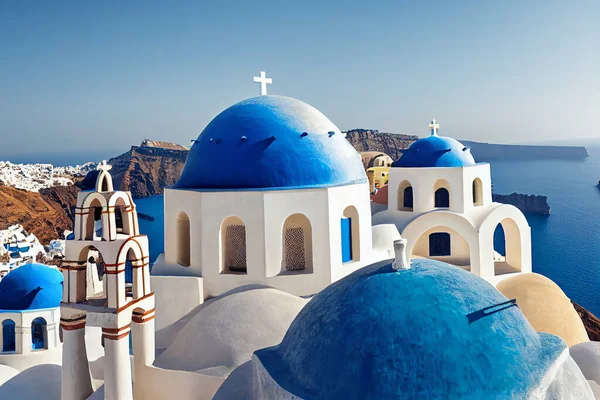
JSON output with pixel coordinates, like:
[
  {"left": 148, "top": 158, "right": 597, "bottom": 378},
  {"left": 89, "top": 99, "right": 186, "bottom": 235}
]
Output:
[
  {"left": 492, "top": 193, "right": 551, "bottom": 215},
  {"left": 0, "top": 183, "right": 79, "bottom": 244},
  {"left": 345, "top": 129, "right": 418, "bottom": 161},
  {"left": 573, "top": 302, "right": 600, "bottom": 342},
  {"left": 108, "top": 145, "right": 189, "bottom": 199}
]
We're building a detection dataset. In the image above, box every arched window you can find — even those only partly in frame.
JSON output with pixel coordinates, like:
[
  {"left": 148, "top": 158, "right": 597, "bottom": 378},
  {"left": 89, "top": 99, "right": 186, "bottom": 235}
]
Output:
[
  {"left": 429, "top": 232, "right": 451, "bottom": 256},
  {"left": 176, "top": 212, "right": 191, "bottom": 267},
  {"left": 31, "top": 317, "right": 47, "bottom": 350},
  {"left": 282, "top": 214, "right": 312, "bottom": 273},
  {"left": 397, "top": 180, "right": 414, "bottom": 211},
  {"left": 434, "top": 189, "right": 450, "bottom": 208},
  {"left": 494, "top": 218, "right": 523, "bottom": 275},
  {"left": 85, "top": 198, "right": 104, "bottom": 240},
  {"left": 473, "top": 178, "right": 483, "bottom": 206},
  {"left": 221, "top": 216, "right": 247, "bottom": 273},
  {"left": 341, "top": 206, "right": 360, "bottom": 263},
  {"left": 125, "top": 248, "right": 134, "bottom": 285},
  {"left": 2, "top": 319, "right": 16, "bottom": 352}
]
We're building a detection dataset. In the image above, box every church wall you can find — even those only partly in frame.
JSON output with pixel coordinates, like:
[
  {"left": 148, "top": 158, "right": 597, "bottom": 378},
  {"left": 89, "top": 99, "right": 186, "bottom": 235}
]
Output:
[
  {"left": 387, "top": 164, "right": 491, "bottom": 214},
  {"left": 163, "top": 188, "right": 203, "bottom": 276}
]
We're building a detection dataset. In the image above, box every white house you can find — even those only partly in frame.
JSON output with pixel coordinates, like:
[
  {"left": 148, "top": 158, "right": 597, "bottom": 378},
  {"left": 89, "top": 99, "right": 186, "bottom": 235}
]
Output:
[{"left": 373, "top": 119, "right": 532, "bottom": 285}]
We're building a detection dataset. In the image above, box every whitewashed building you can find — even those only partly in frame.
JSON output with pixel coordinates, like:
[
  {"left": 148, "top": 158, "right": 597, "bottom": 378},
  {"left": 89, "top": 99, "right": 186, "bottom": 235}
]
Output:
[{"left": 373, "top": 120, "right": 532, "bottom": 284}]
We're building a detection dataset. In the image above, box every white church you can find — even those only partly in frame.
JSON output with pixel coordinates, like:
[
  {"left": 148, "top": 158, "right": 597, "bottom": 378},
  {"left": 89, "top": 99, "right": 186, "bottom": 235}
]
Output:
[
  {"left": 372, "top": 119, "right": 532, "bottom": 285},
  {"left": 1, "top": 72, "right": 596, "bottom": 400}
]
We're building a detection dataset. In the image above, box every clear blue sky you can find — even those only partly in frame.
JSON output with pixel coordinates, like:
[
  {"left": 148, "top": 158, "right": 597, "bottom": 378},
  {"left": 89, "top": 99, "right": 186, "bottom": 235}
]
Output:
[{"left": 1, "top": 0, "right": 598, "bottom": 157}]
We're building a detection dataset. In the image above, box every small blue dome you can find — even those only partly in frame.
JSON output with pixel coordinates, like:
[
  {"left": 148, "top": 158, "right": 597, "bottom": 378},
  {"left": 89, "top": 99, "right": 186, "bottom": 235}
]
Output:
[
  {"left": 0, "top": 264, "right": 63, "bottom": 310},
  {"left": 174, "top": 96, "right": 366, "bottom": 190},
  {"left": 394, "top": 135, "right": 476, "bottom": 168},
  {"left": 255, "top": 259, "right": 565, "bottom": 399}
]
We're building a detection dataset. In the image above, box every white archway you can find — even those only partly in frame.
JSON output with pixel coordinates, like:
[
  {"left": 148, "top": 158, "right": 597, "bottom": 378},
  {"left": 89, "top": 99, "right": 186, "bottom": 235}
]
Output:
[
  {"left": 479, "top": 204, "right": 532, "bottom": 278},
  {"left": 402, "top": 211, "right": 480, "bottom": 274}
]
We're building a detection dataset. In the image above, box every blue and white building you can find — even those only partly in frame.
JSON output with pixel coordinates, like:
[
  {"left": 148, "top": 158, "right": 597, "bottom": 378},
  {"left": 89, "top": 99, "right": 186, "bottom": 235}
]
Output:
[
  {"left": 373, "top": 120, "right": 532, "bottom": 284},
  {"left": 0, "top": 264, "right": 62, "bottom": 370},
  {"left": 152, "top": 94, "right": 395, "bottom": 311}
]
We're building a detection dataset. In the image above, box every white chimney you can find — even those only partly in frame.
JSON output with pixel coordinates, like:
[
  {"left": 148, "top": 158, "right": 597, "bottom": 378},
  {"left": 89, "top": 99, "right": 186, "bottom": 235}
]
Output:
[{"left": 392, "top": 238, "right": 410, "bottom": 270}]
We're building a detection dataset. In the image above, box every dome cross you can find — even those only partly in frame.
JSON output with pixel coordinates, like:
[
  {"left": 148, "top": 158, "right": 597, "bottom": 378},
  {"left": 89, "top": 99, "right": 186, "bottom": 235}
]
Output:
[
  {"left": 253, "top": 71, "right": 273, "bottom": 96},
  {"left": 429, "top": 119, "right": 440, "bottom": 136}
]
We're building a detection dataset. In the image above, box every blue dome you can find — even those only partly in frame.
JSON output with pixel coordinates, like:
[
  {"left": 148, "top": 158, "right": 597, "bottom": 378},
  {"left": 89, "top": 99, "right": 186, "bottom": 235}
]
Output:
[
  {"left": 255, "top": 259, "right": 565, "bottom": 399},
  {"left": 174, "top": 96, "right": 366, "bottom": 190},
  {"left": 0, "top": 264, "right": 63, "bottom": 310},
  {"left": 393, "top": 134, "right": 476, "bottom": 168}
]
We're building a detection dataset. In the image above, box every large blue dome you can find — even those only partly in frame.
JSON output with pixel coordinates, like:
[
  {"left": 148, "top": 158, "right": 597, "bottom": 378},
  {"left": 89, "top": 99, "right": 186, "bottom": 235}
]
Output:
[
  {"left": 174, "top": 96, "right": 366, "bottom": 190},
  {"left": 0, "top": 264, "right": 63, "bottom": 310},
  {"left": 255, "top": 259, "right": 565, "bottom": 399},
  {"left": 394, "top": 134, "right": 476, "bottom": 168}
]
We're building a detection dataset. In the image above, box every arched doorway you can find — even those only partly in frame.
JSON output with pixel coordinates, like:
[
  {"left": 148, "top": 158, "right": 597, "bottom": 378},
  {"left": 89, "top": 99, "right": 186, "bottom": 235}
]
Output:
[
  {"left": 282, "top": 214, "right": 312, "bottom": 273},
  {"left": 493, "top": 218, "right": 522, "bottom": 275},
  {"left": 220, "top": 216, "right": 247, "bottom": 274},
  {"left": 176, "top": 212, "right": 191, "bottom": 267},
  {"left": 31, "top": 317, "right": 47, "bottom": 350},
  {"left": 2, "top": 319, "right": 15, "bottom": 352},
  {"left": 397, "top": 180, "right": 414, "bottom": 211}
]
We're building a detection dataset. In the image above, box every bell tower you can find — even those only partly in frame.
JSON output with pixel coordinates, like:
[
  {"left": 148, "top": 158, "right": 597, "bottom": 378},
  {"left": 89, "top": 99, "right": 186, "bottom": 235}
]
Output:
[{"left": 60, "top": 162, "right": 155, "bottom": 400}]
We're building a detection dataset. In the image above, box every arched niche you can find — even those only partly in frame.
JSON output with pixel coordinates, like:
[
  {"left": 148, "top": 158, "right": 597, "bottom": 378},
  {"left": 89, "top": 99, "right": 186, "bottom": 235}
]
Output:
[
  {"left": 281, "top": 214, "right": 313, "bottom": 274},
  {"left": 397, "top": 180, "right": 414, "bottom": 211},
  {"left": 176, "top": 212, "right": 191, "bottom": 267},
  {"left": 473, "top": 178, "right": 483, "bottom": 206},
  {"left": 220, "top": 216, "right": 248, "bottom": 274}
]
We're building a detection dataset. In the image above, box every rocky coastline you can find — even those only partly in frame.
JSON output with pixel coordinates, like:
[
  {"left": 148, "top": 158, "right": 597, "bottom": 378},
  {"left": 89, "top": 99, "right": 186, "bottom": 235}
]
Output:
[{"left": 492, "top": 193, "right": 551, "bottom": 215}]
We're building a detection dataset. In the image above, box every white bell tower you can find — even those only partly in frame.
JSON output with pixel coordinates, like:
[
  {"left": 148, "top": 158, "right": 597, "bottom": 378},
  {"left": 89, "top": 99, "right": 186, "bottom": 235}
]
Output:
[{"left": 60, "top": 162, "right": 155, "bottom": 400}]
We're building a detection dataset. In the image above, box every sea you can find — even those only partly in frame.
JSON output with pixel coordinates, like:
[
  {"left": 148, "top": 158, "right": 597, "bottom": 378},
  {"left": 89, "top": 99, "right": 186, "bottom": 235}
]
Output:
[{"left": 4, "top": 147, "right": 600, "bottom": 316}]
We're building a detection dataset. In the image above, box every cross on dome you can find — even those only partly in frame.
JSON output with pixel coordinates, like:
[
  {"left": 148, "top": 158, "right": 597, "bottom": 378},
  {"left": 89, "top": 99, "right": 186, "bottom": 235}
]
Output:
[
  {"left": 429, "top": 119, "right": 440, "bottom": 136},
  {"left": 253, "top": 71, "right": 273, "bottom": 96},
  {"left": 97, "top": 160, "right": 112, "bottom": 172}
]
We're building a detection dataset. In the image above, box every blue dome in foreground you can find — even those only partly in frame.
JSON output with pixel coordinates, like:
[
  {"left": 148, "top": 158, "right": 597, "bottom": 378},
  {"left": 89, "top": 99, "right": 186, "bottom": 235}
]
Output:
[
  {"left": 174, "top": 95, "right": 366, "bottom": 190},
  {"left": 255, "top": 259, "right": 565, "bottom": 399},
  {"left": 0, "top": 264, "right": 63, "bottom": 310},
  {"left": 394, "top": 134, "right": 476, "bottom": 168}
]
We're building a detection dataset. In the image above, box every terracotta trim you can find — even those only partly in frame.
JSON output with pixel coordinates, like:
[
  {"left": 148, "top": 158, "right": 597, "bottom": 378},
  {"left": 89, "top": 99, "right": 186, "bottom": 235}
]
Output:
[
  {"left": 60, "top": 316, "right": 87, "bottom": 331},
  {"left": 132, "top": 314, "right": 155, "bottom": 324},
  {"left": 117, "top": 292, "right": 154, "bottom": 313}
]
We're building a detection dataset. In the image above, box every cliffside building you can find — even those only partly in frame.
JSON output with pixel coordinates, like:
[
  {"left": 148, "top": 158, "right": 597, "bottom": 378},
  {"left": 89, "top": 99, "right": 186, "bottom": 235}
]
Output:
[{"left": 372, "top": 120, "right": 532, "bottom": 285}]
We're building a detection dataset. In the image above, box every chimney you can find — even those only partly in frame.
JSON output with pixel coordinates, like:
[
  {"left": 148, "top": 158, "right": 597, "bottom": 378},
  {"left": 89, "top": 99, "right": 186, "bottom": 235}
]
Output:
[{"left": 392, "top": 238, "right": 410, "bottom": 270}]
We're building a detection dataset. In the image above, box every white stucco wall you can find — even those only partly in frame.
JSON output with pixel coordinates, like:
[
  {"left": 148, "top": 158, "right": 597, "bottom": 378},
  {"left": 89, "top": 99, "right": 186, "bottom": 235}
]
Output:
[{"left": 157, "top": 182, "right": 378, "bottom": 300}]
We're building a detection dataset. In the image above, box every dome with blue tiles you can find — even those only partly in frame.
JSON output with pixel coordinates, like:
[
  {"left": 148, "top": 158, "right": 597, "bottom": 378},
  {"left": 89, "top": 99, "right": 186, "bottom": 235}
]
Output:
[
  {"left": 393, "top": 119, "right": 476, "bottom": 168},
  {"left": 254, "top": 259, "right": 565, "bottom": 399},
  {"left": 0, "top": 264, "right": 63, "bottom": 310},
  {"left": 174, "top": 96, "right": 366, "bottom": 190}
]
